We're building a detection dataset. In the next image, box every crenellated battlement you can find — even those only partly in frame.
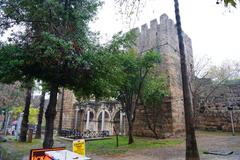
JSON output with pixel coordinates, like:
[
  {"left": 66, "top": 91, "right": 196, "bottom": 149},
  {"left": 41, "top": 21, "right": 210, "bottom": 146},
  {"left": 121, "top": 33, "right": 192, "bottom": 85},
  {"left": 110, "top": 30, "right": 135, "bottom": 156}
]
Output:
[{"left": 132, "top": 14, "right": 192, "bottom": 59}]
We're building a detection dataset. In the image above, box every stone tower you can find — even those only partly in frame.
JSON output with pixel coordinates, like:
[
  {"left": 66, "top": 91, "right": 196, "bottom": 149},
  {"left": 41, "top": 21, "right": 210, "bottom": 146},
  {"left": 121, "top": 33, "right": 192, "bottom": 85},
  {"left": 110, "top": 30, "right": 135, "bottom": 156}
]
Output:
[{"left": 132, "top": 14, "right": 193, "bottom": 138}]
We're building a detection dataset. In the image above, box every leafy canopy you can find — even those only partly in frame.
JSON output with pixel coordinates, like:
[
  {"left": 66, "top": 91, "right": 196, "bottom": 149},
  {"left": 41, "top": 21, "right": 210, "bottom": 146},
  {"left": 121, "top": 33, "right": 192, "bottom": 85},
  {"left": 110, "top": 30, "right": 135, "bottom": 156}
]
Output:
[
  {"left": 0, "top": 44, "right": 25, "bottom": 83},
  {"left": 12, "top": 105, "right": 39, "bottom": 125},
  {"left": 74, "top": 31, "right": 137, "bottom": 100},
  {"left": 142, "top": 75, "right": 169, "bottom": 107},
  {"left": 217, "top": 0, "right": 239, "bottom": 7},
  {"left": 118, "top": 49, "right": 161, "bottom": 98},
  {"left": 0, "top": 0, "right": 103, "bottom": 88}
]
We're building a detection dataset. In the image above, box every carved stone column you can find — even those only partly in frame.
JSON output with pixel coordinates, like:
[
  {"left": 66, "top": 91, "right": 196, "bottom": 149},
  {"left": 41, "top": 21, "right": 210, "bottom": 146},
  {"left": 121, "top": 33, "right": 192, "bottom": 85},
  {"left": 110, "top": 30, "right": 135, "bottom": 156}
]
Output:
[
  {"left": 120, "top": 111, "right": 123, "bottom": 135},
  {"left": 74, "top": 106, "right": 80, "bottom": 129},
  {"left": 86, "top": 110, "right": 90, "bottom": 130},
  {"left": 101, "top": 109, "right": 105, "bottom": 131}
]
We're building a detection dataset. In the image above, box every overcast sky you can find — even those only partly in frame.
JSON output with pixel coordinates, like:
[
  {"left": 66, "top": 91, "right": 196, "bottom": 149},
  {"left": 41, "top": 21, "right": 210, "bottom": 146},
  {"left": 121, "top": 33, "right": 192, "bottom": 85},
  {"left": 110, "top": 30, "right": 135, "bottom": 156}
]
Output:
[
  {"left": 90, "top": 0, "right": 240, "bottom": 65},
  {"left": 1, "top": 0, "right": 239, "bottom": 65}
]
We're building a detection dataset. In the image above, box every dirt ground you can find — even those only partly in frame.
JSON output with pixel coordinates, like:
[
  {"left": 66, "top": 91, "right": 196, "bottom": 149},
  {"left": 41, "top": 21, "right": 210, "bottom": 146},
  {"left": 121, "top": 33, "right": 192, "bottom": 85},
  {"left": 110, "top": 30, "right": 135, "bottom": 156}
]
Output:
[{"left": 88, "top": 132, "right": 240, "bottom": 160}]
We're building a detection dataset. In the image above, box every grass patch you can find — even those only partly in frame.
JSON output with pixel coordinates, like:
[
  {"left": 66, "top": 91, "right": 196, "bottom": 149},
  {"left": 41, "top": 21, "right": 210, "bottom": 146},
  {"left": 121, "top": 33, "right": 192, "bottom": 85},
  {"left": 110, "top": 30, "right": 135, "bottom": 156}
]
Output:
[
  {"left": 0, "top": 136, "right": 42, "bottom": 160},
  {"left": 86, "top": 136, "right": 183, "bottom": 155},
  {"left": 0, "top": 135, "right": 183, "bottom": 158}
]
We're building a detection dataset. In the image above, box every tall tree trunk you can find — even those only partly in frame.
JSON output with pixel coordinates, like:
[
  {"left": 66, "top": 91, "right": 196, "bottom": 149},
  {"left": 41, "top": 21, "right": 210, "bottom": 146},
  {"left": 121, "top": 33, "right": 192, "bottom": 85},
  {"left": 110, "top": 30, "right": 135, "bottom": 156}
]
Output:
[
  {"left": 19, "top": 86, "right": 32, "bottom": 142},
  {"left": 57, "top": 87, "right": 64, "bottom": 136},
  {"left": 43, "top": 84, "right": 58, "bottom": 148},
  {"left": 192, "top": 95, "right": 198, "bottom": 119},
  {"left": 35, "top": 91, "right": 46, "bottom": 139},
  {"left": 1, "top": 111, "right": 6, "bottom": 130},
  {"left": 144, "top": 105, "right": 159, "bottom": 139},
  {"left": 126, "top": 110, "right": 134, "bottom": 144},
  {"left": 174, "top": 0, "right": 200, "bottom": 159},
  {"left": 128, "top": 121, "right": 134, "bottom": 144}
]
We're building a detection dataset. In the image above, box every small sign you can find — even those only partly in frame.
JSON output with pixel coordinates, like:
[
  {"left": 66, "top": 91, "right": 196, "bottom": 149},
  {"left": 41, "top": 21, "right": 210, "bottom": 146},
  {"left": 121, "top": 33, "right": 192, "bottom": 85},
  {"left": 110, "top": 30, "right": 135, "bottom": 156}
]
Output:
[
  {"left": 72, "top": 139, "right": 85, "bottom": 156},
  {"left": 29, "top": 147, "right": 65, "bottom": 160}
]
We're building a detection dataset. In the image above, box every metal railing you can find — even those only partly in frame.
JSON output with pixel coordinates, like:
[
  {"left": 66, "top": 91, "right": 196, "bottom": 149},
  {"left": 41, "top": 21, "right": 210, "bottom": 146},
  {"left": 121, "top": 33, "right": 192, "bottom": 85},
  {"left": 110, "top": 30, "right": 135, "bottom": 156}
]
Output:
[{"left": 59, "top": 129, "right": 110, "bottom": 139}]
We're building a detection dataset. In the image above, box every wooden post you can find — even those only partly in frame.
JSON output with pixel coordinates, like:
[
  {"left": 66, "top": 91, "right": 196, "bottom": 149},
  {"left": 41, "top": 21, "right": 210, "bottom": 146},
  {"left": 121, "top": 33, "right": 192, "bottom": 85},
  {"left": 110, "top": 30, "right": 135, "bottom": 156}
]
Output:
[
  {"left": 113, "top": 127, "right": 119, "bottom": 147},
  {"left": 28, "top": 128, "right": 33, "bottom": 143},
  {"left": 230, "top": 110, "right": 235, "bottom": 136}
]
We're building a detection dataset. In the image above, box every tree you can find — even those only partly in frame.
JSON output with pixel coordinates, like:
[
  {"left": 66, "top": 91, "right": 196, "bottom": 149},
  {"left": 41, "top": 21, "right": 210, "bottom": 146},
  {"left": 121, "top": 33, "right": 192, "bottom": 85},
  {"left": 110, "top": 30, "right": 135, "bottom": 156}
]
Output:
[
  {"left": 73, "top": 32, "right": 135, "bottom": 101},
  {"left": 19, "top": 81, "right": 33, "bottom": 142},
  {"left": 73, "top": 31, "right": 160, "bottom": 144},
  {"left": 0, "top": 44, "right": 26, "bottom": 92},
  {"left": 207, "top": 61, "right": 240, "bottom": 82},
  {"left": 217, "top": 0, "right": 239, "bottom": 7},
  {"left": 57, "top": 87, "right": 64, "bottom": 136},
  {"left": 35, "top": 87, "right": 46, "bottom": 139},
  {"left": 174, "top": 0, "right": 199, "bottom": 159},
  {"left": 0, "top": 43, "right": 33, "bottom": 142},
  {"left": 0, "top": 0, "right": 102, "bottom": 148},
  {"left": 192, "top": 57, "right": 240, "bottom": 99},
  {"left": 141, "top": 75, "right": 168, "bottom": 139},
  {"left": 117, "top": 50, "right": 160, "bottom": 144},
  {"left": 12, "top": 106, "right": 39, "bottom": 125}
]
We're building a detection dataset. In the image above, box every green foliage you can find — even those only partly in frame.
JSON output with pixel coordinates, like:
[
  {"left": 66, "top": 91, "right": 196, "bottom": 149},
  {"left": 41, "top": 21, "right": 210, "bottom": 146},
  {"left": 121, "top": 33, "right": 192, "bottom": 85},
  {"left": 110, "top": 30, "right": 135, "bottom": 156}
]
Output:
[
  {"left": 142, "top": 75, "right": 169, "bottom": 107},
  {"left": 12, "top": 106, "right": 23, "bottom": 119},
  {"left": 114, "top": 39, "right": 161, "bottom": 143},
  {"left": 140, "top": 74, "right": 168, "bottom": 139},
  {"left": 0, "top": 138, "right": 42, "bottom": 160},
  {"left": 1, "top": 0, "right": 104, "bottom": 148},
  {"left": 12, "top": 106, "right": 39, "bottom": 124},
  {"left": 117, "top": 49, "right": 161, "bottom": 102},
  {"left": 0, "top": 44, "right": 25, "bottom": 83},
  {"left": 0, "top": 0, "right": 103, "bottom": 88},
  {"left": 216, "top": 0, "right": 239, "bottom": 7},
  {"left": 74, "top": 31, "right": 138, "bottom": 100},
  {"left": 223, "top": 0, "right": 238, "bottom": 7},
  {"left": 28, "top": 107, "right": 39, "bottom": 124}
]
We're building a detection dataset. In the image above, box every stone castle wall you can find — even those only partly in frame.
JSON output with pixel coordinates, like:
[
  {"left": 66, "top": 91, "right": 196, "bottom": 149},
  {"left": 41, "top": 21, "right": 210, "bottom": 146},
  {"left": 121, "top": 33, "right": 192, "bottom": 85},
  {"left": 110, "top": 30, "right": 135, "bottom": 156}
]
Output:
[
  {"left": 196, "top": 83, "right": 240, "bottom": 131},
  {"left": 132, "top": 14, "right": 193, "bottom": 137},
  {"left": 133, "top": 98, "right": 174, "bottom": 138}
]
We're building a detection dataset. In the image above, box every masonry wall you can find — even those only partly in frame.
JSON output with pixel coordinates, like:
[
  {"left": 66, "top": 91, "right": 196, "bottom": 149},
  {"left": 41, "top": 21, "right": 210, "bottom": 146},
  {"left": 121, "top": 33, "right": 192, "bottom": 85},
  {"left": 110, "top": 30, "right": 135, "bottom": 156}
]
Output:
[
  {"left": 196, "top": 83, "right": 240, "bottom": 131},
  {"left": 133, "top": 98, "right": 174, "bottom": 138},
  {"left": 55, "top": 89, "right": 77, "bottom": 129}
]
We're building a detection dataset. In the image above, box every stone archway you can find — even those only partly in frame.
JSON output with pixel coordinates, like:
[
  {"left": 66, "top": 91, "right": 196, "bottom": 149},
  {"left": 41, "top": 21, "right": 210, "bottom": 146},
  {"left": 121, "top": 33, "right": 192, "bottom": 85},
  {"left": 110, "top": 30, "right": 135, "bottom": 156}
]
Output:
[{"left": 97, "top": 110, "right": 110, "bottom": 132}]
